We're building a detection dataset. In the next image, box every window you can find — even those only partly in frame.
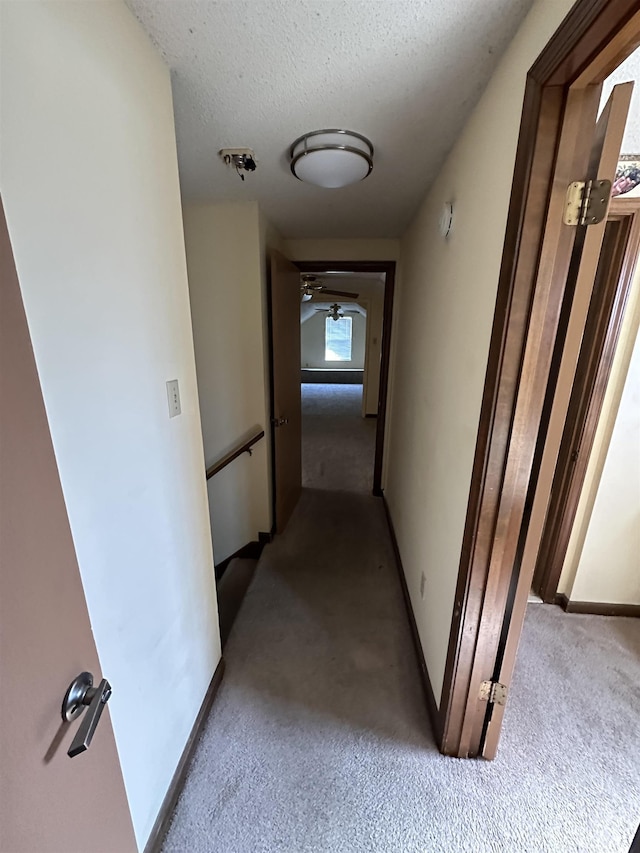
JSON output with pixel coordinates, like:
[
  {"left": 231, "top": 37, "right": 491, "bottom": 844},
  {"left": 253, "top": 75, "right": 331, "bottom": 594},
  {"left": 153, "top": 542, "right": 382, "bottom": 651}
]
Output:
[{"left": 325, "top": 316, "right": 352, "bottom": 361}]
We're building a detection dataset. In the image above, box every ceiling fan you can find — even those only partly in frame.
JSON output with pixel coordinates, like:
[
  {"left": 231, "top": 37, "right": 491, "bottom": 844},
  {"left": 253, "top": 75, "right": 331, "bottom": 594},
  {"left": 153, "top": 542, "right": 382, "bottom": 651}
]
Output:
[
  {"left": 300, "top": 274, "right": 359, "bottom": 302},
  {"left": 316, "top": 303, "right": 360, "bottom": 321}
]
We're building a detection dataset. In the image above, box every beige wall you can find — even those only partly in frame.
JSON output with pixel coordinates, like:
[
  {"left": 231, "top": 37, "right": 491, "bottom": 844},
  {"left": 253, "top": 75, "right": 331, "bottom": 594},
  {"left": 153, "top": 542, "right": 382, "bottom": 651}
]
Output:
[
  {"left": 284, "top": 238, "right": 400, "bottom": 261},
  {"left": 184, "top": 201, "right": 278, "bottom": 563},
  {"left": 384, "top": 0, "right": 575, "bottom": 704},
  {"left": 302, "top": 310, "right": 367, "bottom": 369},
  {"left": 559, "top": 261, "right": 640, "bottom": 605},
  {"left": 1, "top": 2, "right": 220, "bottom": 847}
]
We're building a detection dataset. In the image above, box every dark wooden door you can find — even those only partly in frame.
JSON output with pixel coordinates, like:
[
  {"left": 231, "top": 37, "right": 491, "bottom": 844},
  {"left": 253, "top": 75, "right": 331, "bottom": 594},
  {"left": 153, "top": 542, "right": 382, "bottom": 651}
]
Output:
[
  {"left": 0, "top": 199, "right": 136, "bottom": 852},
  {"left": 479, "top": 81, "right": 633, "bottom": 760},
  {"left": 270, "top": 250, "right": 302, "bottom": 533}
]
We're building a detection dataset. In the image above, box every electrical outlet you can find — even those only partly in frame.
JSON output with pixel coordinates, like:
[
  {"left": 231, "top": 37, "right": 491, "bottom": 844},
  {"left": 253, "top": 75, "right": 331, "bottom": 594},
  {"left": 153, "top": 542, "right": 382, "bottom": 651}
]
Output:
[
  {"left": 420, "top": 571, "right": 426, "bottom": 600},
  {"left": 166, "top": 379, "right": 181, "bottom": 418}
]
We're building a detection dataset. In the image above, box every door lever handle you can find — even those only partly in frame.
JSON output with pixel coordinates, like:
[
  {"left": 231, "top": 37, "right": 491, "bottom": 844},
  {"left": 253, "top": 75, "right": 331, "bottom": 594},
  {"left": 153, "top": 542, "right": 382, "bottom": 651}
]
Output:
[{"left": 62, "top": 672, "right": 112, "bottom": 758}]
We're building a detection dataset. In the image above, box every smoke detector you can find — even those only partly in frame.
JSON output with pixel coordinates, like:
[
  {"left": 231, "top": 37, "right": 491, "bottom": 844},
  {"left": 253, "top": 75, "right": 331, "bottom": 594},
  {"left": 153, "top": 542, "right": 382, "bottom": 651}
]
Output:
[{"left": 219, "top": 148, "right": 257, "bottom": 181}]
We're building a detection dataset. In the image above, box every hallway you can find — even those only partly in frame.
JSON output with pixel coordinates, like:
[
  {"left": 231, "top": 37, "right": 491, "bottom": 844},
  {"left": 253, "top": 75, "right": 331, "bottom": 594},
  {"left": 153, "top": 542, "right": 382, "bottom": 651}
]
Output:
[
  {"left": 161, "top": 385, "right": 640, "bottom": 852},
  {"left": 6, "top": 4, "right": 640, "bottom": 850},
  {"left": 163, "top": 484, "right": 427, "bottom": 852}
]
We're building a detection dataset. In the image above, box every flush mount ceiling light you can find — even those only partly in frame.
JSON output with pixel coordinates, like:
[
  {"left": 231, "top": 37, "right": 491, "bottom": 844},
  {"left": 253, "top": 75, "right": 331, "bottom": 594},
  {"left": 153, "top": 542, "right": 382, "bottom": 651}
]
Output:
[{"left": 289, "top": 129, "right": 374, "bottom": 189}]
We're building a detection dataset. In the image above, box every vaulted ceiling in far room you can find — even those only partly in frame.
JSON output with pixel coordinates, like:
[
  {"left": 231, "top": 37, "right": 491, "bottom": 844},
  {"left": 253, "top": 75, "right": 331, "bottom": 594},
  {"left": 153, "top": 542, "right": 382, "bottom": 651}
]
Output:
[{"left": 126, "top": 0, "right": 536, "bottom": 238}]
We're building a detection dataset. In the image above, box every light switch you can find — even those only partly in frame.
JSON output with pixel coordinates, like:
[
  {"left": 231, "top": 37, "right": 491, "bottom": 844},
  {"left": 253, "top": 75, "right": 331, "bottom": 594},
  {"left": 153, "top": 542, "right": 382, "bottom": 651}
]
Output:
[{"left": 166, "top": 379, "right": 181, "bottom": 418}]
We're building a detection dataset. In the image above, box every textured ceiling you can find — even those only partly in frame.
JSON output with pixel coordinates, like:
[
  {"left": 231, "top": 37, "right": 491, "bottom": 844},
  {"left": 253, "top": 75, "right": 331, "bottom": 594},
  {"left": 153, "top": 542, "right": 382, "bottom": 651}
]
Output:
[
  {"left": 602, "top": 45, "right": 640, "bottom": 155},
  {"left": 126, "top": 0, "right": 535, "bottom": 238}
]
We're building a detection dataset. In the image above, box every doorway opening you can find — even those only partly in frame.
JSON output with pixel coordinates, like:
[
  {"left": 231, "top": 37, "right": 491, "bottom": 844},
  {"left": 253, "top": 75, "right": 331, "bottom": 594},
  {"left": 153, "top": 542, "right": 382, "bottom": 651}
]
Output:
[
  {"left": 436, "top": 0, "right": 640, "bottom": 765},
  {"left": 298, "top": 267, "right": 390, "bottom": 495},
  {"left": 268, "top": 255, "right": 396, "bottom": 534},
  {"left": 295, "top": 261, "right": 396, "bottom": 497},
  {"left": 530, "top": 195, "right": 640, "bottom": 606}
]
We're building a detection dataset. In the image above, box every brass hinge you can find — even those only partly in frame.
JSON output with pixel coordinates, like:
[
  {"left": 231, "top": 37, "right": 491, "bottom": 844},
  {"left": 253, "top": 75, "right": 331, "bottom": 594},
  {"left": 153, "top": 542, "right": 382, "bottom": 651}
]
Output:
[
  {"left": 563, "top": 179, "right": 612, "bottom": 226},
  {"left": 479, "top": 680, "right": 508, "bottom": 706}
]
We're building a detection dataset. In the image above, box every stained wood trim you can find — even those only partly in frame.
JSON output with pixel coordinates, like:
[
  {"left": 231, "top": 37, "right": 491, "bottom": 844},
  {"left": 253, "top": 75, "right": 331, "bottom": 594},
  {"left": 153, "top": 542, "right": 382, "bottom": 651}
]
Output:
[
  {"left": 440, "top": 79, "right": 581, "bottom": 758},
  {"left": 440, "top": 0, "right": 640, "bottom": 760},
  {"left": 480, "top": 88, "right": 634, "bottom": 761},
  {"left": 555, "top": 593, "right": 640, "bottom": 618},
  {"left": 532, "top": 1, "right": 640, "bottom": 86},
  {"left": 535, "top": 200, "right": 640, "bottom": 601},
  {"left": 143, "top": 658, "right": 225, "bottom": 853},
  {"left": 572, "top": 10, "right": 640, "bottom": 87},
  {"left": 382, "top": 496, "right": 443, "bottom": 745},
  {"left": 294, "top": 260, "right": 397, "bottom": 496},
  {"left": 374, "top": 265, "right": 396, "bottom": 496},
  {"left": 206, "top": 430, "right": 265, "bottom": 480}
]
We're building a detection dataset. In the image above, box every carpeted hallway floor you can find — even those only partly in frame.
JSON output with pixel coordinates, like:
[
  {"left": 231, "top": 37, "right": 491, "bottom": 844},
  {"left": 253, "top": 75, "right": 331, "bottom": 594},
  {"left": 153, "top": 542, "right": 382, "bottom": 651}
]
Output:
[
  {"left": 161, "top": 385, "right": 640, "bottom": 852},
  {"left": 301, "top": 383, "right": 376, "bottom": 494}
]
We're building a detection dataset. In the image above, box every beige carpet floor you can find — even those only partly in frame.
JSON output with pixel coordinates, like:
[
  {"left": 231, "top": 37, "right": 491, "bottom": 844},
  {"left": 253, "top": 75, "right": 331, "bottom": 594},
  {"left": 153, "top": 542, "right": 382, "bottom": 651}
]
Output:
[
  {"left": 301, "top": 383, "right": 376, "bottom": 494},
  {"left": 160, "top": 385, "right": 640, "bottom": 852}
]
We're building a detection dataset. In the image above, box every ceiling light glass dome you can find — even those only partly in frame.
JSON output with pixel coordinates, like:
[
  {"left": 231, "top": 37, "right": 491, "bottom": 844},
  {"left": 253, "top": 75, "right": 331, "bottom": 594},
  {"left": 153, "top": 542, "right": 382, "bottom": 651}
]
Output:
[{"left": 289, "top": 129, "right": 374, "bottom": 189}]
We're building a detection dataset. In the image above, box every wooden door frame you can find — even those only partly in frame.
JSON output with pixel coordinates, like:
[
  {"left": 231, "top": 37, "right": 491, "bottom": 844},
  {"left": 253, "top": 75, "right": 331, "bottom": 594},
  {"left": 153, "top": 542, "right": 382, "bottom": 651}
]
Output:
[
  {"left": 295, "top": 260, "right": 396, "bottom": 496},
  {"left": 438, "top": 0, "right": 640, "bottom": 759},
  {"left": 533, "top": 197, "right": 640, "bottom": 602}
]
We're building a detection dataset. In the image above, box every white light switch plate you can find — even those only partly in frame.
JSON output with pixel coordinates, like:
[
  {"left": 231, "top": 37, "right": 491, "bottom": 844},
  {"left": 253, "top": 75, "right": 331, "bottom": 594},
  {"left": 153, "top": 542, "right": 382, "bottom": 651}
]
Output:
[{"left": 166, "top": 379, "right": 181, "bottom": 418}]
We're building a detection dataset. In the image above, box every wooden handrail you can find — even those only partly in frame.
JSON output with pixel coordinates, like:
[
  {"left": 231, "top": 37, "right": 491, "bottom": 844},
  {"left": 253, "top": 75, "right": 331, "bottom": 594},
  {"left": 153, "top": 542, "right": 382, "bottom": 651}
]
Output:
[{"left": 205, "top": 429, "right": 265, "bottom": 480}]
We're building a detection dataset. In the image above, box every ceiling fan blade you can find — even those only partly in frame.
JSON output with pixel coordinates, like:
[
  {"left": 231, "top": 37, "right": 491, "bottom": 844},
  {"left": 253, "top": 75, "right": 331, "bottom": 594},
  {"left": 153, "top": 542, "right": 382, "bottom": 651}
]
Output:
[{"left": 320, "top": 287, "right": 359, "bottom": 299}]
